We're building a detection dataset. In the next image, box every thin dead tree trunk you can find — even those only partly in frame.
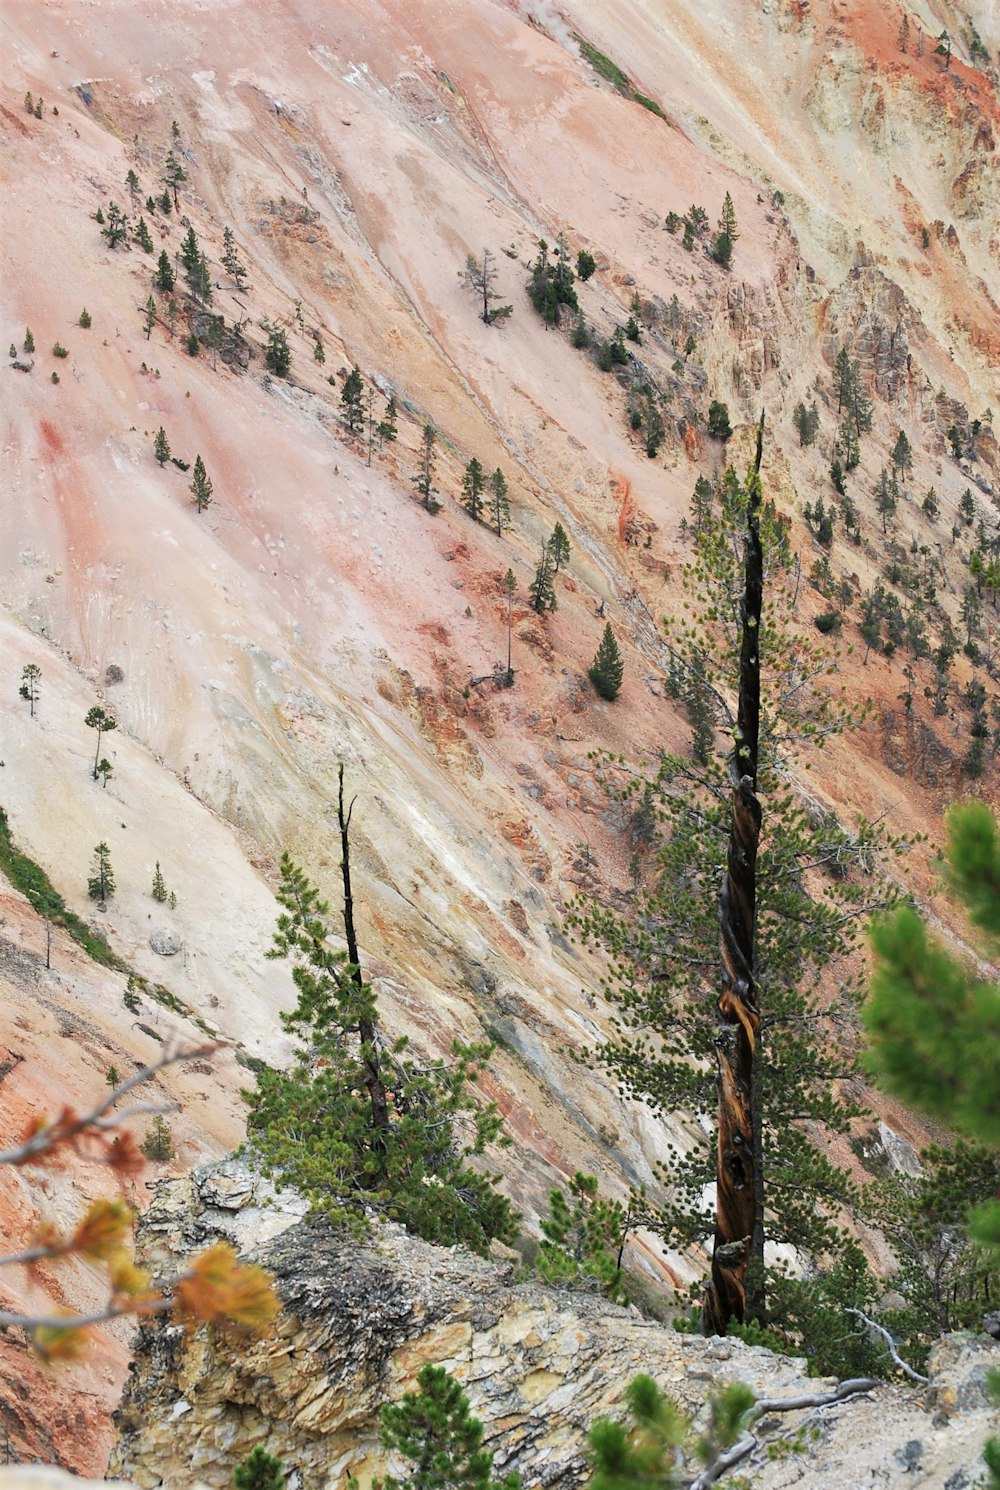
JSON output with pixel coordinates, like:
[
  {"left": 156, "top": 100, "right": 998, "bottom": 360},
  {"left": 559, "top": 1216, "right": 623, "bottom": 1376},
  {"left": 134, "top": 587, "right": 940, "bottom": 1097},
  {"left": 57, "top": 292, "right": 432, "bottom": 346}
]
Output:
[
  {"left": 703, "top": 413, "right": 766, "bottom": 1334},
  {"left": 336, "top": 763, "right": 391, "bottom": 1159}
]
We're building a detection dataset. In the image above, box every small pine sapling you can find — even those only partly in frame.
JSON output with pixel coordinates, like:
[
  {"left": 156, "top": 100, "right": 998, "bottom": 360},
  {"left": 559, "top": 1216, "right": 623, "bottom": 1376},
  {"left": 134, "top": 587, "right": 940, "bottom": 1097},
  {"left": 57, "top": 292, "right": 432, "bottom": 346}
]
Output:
[
  {"left": 140, "top": 1115, "right": 174, "bottom": 1162},
  {"left": 87, "top": 841, "right": 115, "bottom": 903},
  {"left": 233, "top": 1446, "right": 285, "bottom": 1490},
  {"left": 151, "top": 863, "right": 168, "bottom": 903},
  {"left": 153, "top": 427, "right": 171, "bottom": 466},
  {"left": 84, "top": 706, "right": 117, "bottom": 779},
  {"left": 190, "top": 454, "right": 213, "bottom": 513},
  {"left": 23, "top": 329, "right": 35, "bottom": 354},
  {"left": 19, "top": 663, "right": 41, "bottom": 718},
  {"left": 78, "top": 308, "right": 92, "bottom": 328},
  {"left": 378, "top": 1364, "right": 520, "bottom": 1490}
]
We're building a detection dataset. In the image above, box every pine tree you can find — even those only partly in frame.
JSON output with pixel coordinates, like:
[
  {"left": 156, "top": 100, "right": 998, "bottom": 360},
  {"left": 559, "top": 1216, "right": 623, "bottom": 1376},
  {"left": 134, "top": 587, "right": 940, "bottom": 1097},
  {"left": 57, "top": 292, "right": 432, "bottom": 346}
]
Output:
[
  {"left": 190, "top": 455, "right": 213, "bottom": 513},
  {"left": 571, "top": 433, "right": 907, "bottom": 1332},
  {"left": 87, "top": 842, "right": 115, "bottom": 903},
  {"left": 707, "top": 401, "right": 732, "bottom": 440},
  {"left": 793, "top": 401, "right": 819, "bottom": 446},
  {"left": 549, "top": 522, "right": 571, "bottom": 574},
  {"left": 154, "top": 249, "right": 175, "bottom": 293},
  {"left": 488, "top": 468, "right": 510, "bottom": 536},
  {"left": 18, "top": 662, "right": 41, "bottom": 718},
  {"left": 143, "top": 295, "right": 157, "bottom": 340},
  {"left": 719, "top": 191, "right": 739, "bottom": 243},
  {"left": 461, "top": 457, "right": 486, "bottom": 522},
  {"left": 502, "top": 568, "right": 516, "bottom": 681},
  {"left": 125, "top": 168, "right": 140, "bottom": 201},
  {"left": 101, "top": 202, "right": 130, "bottom": 250},
  {"left": 588, "top": 623, "right": 624, "bottom": 701},
  {"left": 153, "top": 427, "right": 171, "bottom": 466},
  {"left": 163, "top": 148, "right": 186, "bottom": 207},
  {"left": 864, "top": 800, "right": 1000, "bottom": 1290},
  {"left": 262, "top": 322, "right": 291, "bottom": 377},
  {"left": 23, "top": 328, "right": 35, "bottom": 355},
  {"left": 378, "top": 395, "right": 398, "bottom": 446},
  {"left": 379, "top": 1364, "right": 520, "bottom": 1490},
  {"left": 833, "top": 346, "right": 853, "bottom": 412},
  {"left": 463, "top": 249, "right": 513, "bottom": 325},
  {"left": 221, "top": 226, "right": 248, "bottom": 289},
  {"left": 890, "top": 429, "right": 913, "bottom": 473},
  {"left": 151, "top": 863, "right": 168, "bottom": 903},
  {"left": 528, "top": 541, "right": 556, "bottom": 614},
  {"left": 413, "top": 424, "right": 439, "bottom": 512},
  {"left": 134, "top": 216, "right": 154, "bottom": 253},
  {"left": 84, "top": 706, "right": 116, "bottom": 780},
  {"left": 875, "top": 466, "right": 898, "bottom": 534},
  {"left": 233, "top": 1447, "right": 285, "bottom": 1490},
  {"left": 245, "top": 772, "right": 516, "bottom": 1252},
  {"left": 341, "top": 365, "right": 364, "bottom": 432},
  {"left": 96, "top": 758, "right": 113, "bottom": 789}
]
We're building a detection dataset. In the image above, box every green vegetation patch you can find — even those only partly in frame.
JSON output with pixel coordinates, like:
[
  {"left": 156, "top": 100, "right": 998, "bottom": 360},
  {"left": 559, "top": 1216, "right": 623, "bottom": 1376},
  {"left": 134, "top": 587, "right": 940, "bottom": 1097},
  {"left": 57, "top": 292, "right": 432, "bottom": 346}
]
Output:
[
  {"left": 575, "top": 36, "right": 667, "bottom": 118},
  {"left": 0, "top": 806, "right": 124, "bottom": 968}
]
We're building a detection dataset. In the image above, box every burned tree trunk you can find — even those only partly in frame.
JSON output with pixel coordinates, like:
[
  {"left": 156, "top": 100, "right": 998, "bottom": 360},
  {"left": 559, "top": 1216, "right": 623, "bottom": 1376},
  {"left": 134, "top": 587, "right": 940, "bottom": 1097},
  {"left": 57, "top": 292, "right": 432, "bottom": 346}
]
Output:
[
  {"left": 703, "top": 415, "right": 766, "bottom": 1334},
  {"left": 337, "top": 764, "right": 391, "bottom": 1157}
]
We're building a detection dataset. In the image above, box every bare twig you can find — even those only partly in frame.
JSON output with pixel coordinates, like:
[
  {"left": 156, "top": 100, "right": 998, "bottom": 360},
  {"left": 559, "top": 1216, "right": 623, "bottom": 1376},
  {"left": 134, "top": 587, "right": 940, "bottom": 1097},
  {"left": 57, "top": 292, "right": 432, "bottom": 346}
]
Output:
[
  {"left": 845, "top": 1309, "right": 929, "bottom": 1383},
  {"left": 0, "top": 1040, "right": 220, "bottom": 1166},
  {"left": 689, "top": 1431, "right": 756, "bottom": 1489}
]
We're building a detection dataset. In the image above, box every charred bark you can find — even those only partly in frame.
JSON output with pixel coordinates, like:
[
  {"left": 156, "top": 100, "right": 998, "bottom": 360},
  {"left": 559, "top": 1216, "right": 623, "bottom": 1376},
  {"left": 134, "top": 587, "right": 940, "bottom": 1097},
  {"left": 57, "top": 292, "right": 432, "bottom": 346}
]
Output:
[
  {"left": 703, "top": 415, "right": 766, "bottom": 1334},
  {"left": 337, "top": 764, "right": 391, "bottom": 1157}
]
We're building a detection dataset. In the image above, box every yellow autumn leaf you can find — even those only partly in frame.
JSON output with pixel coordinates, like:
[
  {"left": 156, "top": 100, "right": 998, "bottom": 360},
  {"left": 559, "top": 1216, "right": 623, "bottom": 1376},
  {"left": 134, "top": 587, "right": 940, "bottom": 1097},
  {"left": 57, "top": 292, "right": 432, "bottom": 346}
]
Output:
[
  {"left": 71, "top": 1198, "right": 133, "bottom": 1261},
  {"left": 174, "top": 1241, "right": 279, "bottom": 1331},
  {"left": 31, "top": 1320, "right": 93, "bottom": 1362}
]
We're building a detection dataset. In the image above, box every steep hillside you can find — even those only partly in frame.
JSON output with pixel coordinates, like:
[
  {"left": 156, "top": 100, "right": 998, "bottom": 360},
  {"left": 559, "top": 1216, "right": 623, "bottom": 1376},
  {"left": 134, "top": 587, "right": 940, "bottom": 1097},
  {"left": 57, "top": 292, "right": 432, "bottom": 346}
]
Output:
[{"left": 1, "top": 0, "right": 997, "bottom": 1469}]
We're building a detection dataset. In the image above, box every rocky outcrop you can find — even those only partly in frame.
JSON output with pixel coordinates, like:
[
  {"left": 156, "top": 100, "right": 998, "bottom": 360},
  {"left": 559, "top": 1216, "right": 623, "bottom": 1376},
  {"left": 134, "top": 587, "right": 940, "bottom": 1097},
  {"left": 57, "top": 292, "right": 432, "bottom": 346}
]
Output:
[{"left": 108, "top": 1161, "right": 999, "bottom": 1490}]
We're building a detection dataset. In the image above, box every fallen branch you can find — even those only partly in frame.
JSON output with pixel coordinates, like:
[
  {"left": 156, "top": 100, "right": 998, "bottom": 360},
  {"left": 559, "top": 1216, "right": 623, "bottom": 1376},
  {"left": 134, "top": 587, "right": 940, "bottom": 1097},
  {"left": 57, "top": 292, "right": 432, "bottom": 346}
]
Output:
[
  {"left": 688, "top": 1376, "right": 880, "bottom": 1489},
  {"left": 845, "top": 1309, "right": 929, "bottom": 1384}
]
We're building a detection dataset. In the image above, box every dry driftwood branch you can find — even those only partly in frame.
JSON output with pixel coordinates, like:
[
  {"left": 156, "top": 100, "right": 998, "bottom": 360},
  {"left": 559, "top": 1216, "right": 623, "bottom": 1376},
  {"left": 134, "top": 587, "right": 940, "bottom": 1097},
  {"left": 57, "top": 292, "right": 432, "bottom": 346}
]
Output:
[{"left": 845, "top": 1308, "right": 930, "bottom": 1383}]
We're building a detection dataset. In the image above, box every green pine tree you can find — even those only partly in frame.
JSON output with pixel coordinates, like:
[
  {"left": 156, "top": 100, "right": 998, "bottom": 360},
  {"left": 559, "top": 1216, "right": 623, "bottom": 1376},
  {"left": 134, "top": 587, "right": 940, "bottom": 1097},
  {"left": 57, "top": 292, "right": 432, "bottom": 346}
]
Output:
[
  {"left": 413, "top": 424, "right": 439, "bottom": 512},
  {"left": 244, "top": 773, "right": 517, "bottom": 1253},
  {"left": 84, "top": 706, "right": 116, "bottom": 780},
  {"left": 571, "top": 449, "right": 909, "bottom": 1333},
  {"left": 378, "top": 395, "right": 398, "bottom": 446},
  {"left": 528, "top": 541, "right": 556, "bottom": 614},
  {"left": 233, "top": 1446, "right": 285, "bottom": 1490},
  {"left": 163, "top": 148, "right": 186, "bottom": 207},
  {"left": 190, "top": 454, "right": 213, "bottom": 513},
  {"left": 19, "top": 663, "right": 41, "bottom": 718},
  {"left": 260, "top": 322, "right": 290, "bottom": 377},
  {"left": 488, "top": 468, "right": 510, "bottom": 536},
  {"left": 151, "top": 862, "right": 168, "bottom": 903},
  {"left": 461, "top": 456, "right": 485, "bottom": 522},
  {"left": 153, "top": 427, "right": 171, "bottom": 466},
  {"left": 379, "top": 1364, "right": 520, "bottom": 1490},
  {"left": 865, "top": 801, "right": 1000, "bottom": 1476},
  {"left": 341, "top": 365, "right": 365, "bottom": 432},
  {"left": 154, "top": 249, "right": 175, "bottom": 293},
  {"left": 588, "top": 623, "right": 624, "bottom": 701},
  {"left": 221, "top": 226, "right": 248, "bottom": 290},
  {"left": 549, "top": 522, "right": 571, "bottom": 574},
  {"left": 87, "top": 842, "right": 115, "bottom": 902},
  {"left": 134, "top": 216, "right": 154, "bottom": 253}
]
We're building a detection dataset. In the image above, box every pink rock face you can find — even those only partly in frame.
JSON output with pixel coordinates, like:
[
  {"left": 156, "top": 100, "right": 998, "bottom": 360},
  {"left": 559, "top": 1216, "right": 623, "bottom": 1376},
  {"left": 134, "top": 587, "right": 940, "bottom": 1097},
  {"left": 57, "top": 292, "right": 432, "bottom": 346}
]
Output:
[{"left": 1, "top": 0, "right": 997, "bottom": 1469}]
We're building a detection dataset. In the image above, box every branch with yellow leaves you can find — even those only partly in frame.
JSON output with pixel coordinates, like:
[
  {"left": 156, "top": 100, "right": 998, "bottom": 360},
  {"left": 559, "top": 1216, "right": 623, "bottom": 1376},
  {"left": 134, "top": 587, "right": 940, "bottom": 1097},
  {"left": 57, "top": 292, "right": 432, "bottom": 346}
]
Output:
[{"left": 0, "top": 1041, "right": 280, "bottom": 1359}]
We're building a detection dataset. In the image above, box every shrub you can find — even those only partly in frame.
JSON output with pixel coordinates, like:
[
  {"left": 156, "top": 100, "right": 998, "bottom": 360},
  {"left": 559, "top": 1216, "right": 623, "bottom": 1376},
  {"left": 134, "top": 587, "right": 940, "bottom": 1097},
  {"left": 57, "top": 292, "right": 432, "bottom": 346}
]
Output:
[
  {"left": 814, "top": 610, "right": 842, "bottom": 634},
  {"left": 78, "top": 309, "right": 92, "bottom": 328},
  {"left": 707, "top": 400, "right": 732, "bottom": 439}
]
